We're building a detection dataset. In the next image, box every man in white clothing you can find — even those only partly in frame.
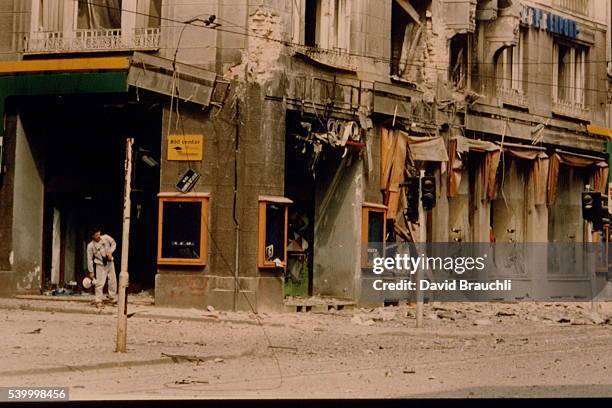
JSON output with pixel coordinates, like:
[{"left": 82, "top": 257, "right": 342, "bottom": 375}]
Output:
[{"left": 86, "top": 228, "right": 118, "bottom": 308}]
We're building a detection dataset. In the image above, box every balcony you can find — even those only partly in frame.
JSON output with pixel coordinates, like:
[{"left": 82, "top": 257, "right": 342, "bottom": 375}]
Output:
[
  {"left": 552, "top": 99, "right": 590, "bottom": 120},
  {"left": 24, "top": 28, "right": 161, "bottom": 54},
  {"left": 497, "top": 86, "right": 528, "bottom": 108}
]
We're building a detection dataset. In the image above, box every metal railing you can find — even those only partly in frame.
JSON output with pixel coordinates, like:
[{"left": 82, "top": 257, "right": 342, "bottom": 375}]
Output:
[{"left": 25, "top": 27, "right": 161, "bottom": 53}]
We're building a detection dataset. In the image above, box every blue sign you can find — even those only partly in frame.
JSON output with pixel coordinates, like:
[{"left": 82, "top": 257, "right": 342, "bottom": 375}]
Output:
[{"left": 520, "top": 6, "right": 579, "bottom": 39}]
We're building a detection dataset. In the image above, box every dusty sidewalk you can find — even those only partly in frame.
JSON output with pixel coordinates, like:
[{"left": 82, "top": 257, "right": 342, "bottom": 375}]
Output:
[{"left": 1, "top": 298, "right": 612, "bottom": 399}]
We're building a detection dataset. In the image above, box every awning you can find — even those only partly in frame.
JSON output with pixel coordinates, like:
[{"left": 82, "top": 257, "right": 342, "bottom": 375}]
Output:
[{"left": 0, "top": 57, "right": 130, "bottom": 136}]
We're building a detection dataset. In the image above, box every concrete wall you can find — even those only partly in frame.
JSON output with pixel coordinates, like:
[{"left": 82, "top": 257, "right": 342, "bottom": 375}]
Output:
[
  {"left": 11, "top": 115, "right": 44, "bottom": 293},
  {"left": 155, "top": 80, "right": 287, "bottom": 311}
]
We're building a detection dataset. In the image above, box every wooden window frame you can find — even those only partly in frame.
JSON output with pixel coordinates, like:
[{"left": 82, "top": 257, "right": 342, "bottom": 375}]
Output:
[
  {"left": 361, "top": 203, "right": 387, "bottom": 268},
  {"left": 157, "top": 192, "right": 210, "bottom": 266},
  {"left": 258, "top": 196, "right": 293, "bottom": 269}
]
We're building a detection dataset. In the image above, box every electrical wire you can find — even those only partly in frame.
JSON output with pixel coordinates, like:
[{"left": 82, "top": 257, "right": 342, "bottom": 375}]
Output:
[{"left": 7, "top": 0, "right": 608, "bottom": 97}]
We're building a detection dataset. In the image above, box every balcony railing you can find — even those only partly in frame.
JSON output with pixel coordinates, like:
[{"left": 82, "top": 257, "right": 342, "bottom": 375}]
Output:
[
  {"left": 552, "top": 99, "right": 590, "bottom": 120},
  {"left": 24, "top": 28, "right": 161, "bottom": 54},
  {"left": 497, "top": 86, "right": 528, "bottom": 108}
]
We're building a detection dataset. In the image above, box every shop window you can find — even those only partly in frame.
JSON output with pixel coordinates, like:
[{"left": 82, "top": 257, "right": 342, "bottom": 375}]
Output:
[
  {"left": 553, "top": 41, "right": 587, "bottom": 107},
  {"left": 390, "top": 0, "right": 424, "bottom": 78},
  {"left": 449, "top": 33, "right": 469, "bottom": 90},
  {"left": 157, "top": 193, "right": 209, "bottom": 266},
  {"left": 304, "top": 0, "right": 351, "bottom": 51},
  {"left": 258, "top": 196, "right": 292, "bottom": 268},
  {"left": 361, "top": 203, "right": 387, "bottom": 267}
]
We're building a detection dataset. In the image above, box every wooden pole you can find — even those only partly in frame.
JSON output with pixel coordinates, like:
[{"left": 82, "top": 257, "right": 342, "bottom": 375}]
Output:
[
  {"left": 116, "top": 138, "right": 133, "bottom": 353},
  {"left": 416, "top": 169, "right": 425, "bottom": 328}
]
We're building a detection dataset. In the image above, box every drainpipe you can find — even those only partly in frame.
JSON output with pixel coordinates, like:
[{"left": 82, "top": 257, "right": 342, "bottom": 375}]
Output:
[{"left": 233, "top": 100, "right": 240, "bottom": 312}]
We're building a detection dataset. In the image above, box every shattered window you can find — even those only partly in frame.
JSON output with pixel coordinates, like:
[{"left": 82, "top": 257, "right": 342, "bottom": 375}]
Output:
[
  {"left": 160, "top": 201, "right": 202, "bottom": 260},
  {"left": 362, "top": 206, "right": 386, "bottom": 267},
  {"left": 157, "top": 196, "right": 208, "bottom": 265},
  {"left": 390, "top": 0, "right": 425, "bottom": 79},
  {"left": 258, "top": 199, "right": 290, "bottom": 268},
  {"left": 265, "top": 204, "right": 286, "bottom": 263},
  {"left": 449, "top": 33, "right": 469, "bottom": 89}
]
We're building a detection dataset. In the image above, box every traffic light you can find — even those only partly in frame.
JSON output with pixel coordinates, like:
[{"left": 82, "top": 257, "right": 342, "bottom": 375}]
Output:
[
  {"left": 421, "top": 176, "right": 436, "bottom": 211},
  {"left": 402, "top": 176, "right": 420, "bottom": 223},
  {"left": 581, "top": 191, "right": 601, "bottom": 222},
  {"left": 595, "top": 195, "right": 610, "bottom": 232}
]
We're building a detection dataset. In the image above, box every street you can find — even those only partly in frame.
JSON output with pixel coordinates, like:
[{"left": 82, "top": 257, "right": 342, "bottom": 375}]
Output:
[{"left": 1, "top": 299, "right": 611, "bottom": 399}]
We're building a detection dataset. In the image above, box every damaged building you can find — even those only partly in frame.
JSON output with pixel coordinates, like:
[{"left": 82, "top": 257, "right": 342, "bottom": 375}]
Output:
[{"left": 0, "top": 0, "right": 611, "bottom": 311}]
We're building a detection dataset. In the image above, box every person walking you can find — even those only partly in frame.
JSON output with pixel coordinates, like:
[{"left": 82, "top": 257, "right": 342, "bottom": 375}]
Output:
[{"left": 87, "top": 227, "right": 118, "bottom": 308}]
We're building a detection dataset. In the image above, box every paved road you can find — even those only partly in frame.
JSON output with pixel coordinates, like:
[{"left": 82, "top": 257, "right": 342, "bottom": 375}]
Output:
[{"left": 1, "top": 301, "right": 611, "bottom": 399}]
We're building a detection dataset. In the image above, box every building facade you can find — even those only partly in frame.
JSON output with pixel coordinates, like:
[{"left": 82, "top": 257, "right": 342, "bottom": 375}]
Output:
[{"left": 0, "top": 0, "right": 611, "bottom": 310}]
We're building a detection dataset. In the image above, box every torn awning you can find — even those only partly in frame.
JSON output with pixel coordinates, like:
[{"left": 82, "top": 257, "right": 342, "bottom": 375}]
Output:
[
  {"left": 448, "top": 136, "right": 501, "bottom": 200},
  {"left": 381, "top": 129, "right": 448, "bottom": 219},
  {"left": 547, "top": 151, "right": 608, "bottom": 206},
  {"left": 128, "top": 52, "right": 227, "bottom": 107},
  {"left": 405, "top": 134, "right": 449, "bottom": 162}
]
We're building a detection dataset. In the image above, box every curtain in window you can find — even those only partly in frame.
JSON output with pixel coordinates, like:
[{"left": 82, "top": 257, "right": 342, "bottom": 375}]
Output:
[
  {"left": 77, "top": 0, "right": 122, "bottom": 29},
  {"left": 39, "top": 0, "right": 63, "bottom": 31},
  {"left": 135, "top": 0, "right": 161, "bottom": 29}
]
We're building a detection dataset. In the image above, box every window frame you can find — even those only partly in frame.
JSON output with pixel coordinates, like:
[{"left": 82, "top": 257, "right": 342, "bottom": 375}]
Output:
[
  {"left": 157, "top": 192, "right": 210, "bottom": 266},
  {"left": 552, "top": 39, "right": 587, "bottom": 107},
  {"left": 361, "top": 203, "right": 387, "bottom": 268},
  {"left": 258, "top": 196, "right": 293, "bottom": 269},
  {"left": 303, "top": 0, "right": 351, "bottom": 51}
]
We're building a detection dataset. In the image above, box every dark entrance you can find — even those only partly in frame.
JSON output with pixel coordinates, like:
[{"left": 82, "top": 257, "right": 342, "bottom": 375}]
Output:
[
  {"left": 284, "top": 111, "right": 316, "bottom": 297},
  {"left": 21, "top": 95, "right": 161, "bottom": 294}
]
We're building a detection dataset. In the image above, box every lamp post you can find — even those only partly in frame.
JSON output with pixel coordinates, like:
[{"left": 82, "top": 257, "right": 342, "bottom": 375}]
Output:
[{"left": 116, "top": 138, "right": 133, "bottom": 352}]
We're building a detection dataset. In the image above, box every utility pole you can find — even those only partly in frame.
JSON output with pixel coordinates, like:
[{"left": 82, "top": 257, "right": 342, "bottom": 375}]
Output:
[
  {"left": 116, "top": 138, "right": 133, "bottom": 353},
  {"left": 416, "top": 169, "right": 426, "bottom": 328}
]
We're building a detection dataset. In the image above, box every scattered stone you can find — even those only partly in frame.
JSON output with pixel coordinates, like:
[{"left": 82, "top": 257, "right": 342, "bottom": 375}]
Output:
[
  {"left": 385, "top": 371, "right": 392, "bottom": 377},
  {"left": 495, "top": 338, "right": 505, "bottom": 344},
  {"left": 26, "top": 328, "right": 42, "bottom": 334},
  {"left": 556, "top": 317, "right": 571, "bottom": 324},
  {"left": 313, "top": 326, "right": 326, "bottom": 332},
  {"left": 363, "top": 349, "right": 374, "bottom": 355},
  {"left": 496, "top": 311, "right": 516, "bottom": 317},
  {"left": 554, "top": 358, "right": 562, "bottom": 364},
  {"left": 436, "top": 311, "right": 456, "bottom": 321},
  {"left": 206, "top": 305, "right": 215, "bottom": 312},
  {"left": 585, "top": 311, "right": 605, "bottom": 325},
  {"left": 428, "top": 376, "right": 436, "bottom": 380},
  {"left": 213, "top": 358, "right": 224, "bottom": 363},
  {"left": 403, "top": 367, "right": 416, "bottom": 374},
  {"left": 472, "top": 319, "right": 492, "bottom": 326}
]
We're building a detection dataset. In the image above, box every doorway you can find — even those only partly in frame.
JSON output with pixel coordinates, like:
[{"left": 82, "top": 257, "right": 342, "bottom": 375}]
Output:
[{"left": 20, "top": 95, "right": 161, "bottom": 294}]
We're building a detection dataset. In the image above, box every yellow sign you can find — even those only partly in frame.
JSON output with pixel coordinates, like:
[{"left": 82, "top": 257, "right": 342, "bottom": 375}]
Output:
[
  {"left": 587, "top": 124, "right": 612, "bottom": 139},
  {"left": 167, "top": 134, "right": 203, "bottom": 161}
]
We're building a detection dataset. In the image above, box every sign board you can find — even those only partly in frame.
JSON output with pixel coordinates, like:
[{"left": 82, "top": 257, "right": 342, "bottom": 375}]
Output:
[
  {"left": 176, "top": 169, "right": 201, "bottom": 193},
  {"left": 167, "top": 134, "right": 203, "bottom": 161},
  {"left": 520, "top": 5, "right": 578, "bottom": 39}
]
